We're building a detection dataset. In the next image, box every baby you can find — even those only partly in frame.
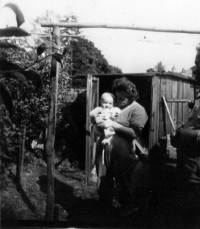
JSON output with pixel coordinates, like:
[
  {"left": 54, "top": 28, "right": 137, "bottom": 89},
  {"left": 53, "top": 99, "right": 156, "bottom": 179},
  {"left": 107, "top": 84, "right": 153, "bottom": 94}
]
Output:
[{"left": 90, "top": 92, "right": 121, "bottom": 145}]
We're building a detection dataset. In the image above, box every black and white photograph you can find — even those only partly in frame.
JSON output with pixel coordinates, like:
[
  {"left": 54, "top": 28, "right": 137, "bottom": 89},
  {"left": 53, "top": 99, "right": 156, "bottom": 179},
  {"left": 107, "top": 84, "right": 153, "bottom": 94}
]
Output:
[{"left": 0, "top": 0, "right": 200, "bottom": 228}]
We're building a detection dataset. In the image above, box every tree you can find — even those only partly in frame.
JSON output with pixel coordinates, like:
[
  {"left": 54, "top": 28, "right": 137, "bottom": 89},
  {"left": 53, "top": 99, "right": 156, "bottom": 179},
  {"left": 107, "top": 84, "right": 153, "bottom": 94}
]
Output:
[
  {"left": 1, "top": 8, "right": 123, "bottom": 173},
  {"left": 0, "top": 3, "right": 30, "bottom": 116},
  {"left": 33, "top": 10, "right": 79, "bottom": 36},
  {"left": 0, "top": 3, "right": 42, "bottom": 184},
  {"left": 32, "top": 12, "right": 122, "bottom": 167},
  {"left": 0, "top": 6, "right": 71, "bottom": 187},
  {"left": 171, "top": 66, "right": 176, "bottom": 72},
  {"left": 155, "top": 61, "right": 166, "bottom": 73},
  {"left": 71, "top": 37, "right": 122, "bottom": 75},
  {"left": 33, "top": 11, "right": 122, "bottom": 76}
]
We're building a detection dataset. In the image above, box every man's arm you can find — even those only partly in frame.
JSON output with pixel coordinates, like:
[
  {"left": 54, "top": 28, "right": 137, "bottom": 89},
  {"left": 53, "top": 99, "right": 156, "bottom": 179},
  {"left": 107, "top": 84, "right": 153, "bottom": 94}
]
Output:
[{"left": 171, "top": 128, "right": 200, "bottom": 150}]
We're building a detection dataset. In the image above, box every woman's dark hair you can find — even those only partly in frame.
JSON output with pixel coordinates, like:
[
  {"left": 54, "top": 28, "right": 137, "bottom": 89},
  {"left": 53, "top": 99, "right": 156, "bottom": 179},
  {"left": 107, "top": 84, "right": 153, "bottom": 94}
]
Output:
[{"left": 112, "top": 77, "right": 139, "bottom": 102}]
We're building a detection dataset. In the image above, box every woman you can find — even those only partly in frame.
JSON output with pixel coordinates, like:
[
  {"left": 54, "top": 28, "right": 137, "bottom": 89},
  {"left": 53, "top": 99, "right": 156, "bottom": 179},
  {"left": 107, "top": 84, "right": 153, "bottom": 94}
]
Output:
[{"left": 95, "top": 77, "right": 148, "bottom": 216}]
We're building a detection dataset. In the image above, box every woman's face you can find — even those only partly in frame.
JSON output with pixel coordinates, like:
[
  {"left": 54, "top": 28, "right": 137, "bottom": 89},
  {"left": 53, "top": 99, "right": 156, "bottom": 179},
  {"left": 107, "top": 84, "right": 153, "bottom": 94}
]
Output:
[{"left": 116, "top": 91, "right": 130, "bottom": 109}]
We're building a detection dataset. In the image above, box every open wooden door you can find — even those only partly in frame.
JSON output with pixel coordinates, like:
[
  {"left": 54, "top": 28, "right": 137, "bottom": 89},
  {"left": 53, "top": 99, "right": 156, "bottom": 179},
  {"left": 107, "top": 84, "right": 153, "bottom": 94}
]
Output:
[
  {"left": 149, "top": 75, "right": 161, "bottom": 151},
  {"left": 85, "top": 74, "right": 99, "bottom": 185}
]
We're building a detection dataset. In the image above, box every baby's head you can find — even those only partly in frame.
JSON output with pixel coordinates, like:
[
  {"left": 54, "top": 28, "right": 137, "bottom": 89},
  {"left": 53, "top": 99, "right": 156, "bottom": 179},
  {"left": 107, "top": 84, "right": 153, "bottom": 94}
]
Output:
[{"left": 100, "top": 93, "right": 114, "bottom": 109}]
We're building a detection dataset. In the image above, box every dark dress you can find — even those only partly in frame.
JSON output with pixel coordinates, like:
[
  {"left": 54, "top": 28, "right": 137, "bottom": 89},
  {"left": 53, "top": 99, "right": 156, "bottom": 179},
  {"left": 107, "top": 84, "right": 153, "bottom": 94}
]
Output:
[{"left": 96, "top": 101, "right": 148, "bottom": 207}]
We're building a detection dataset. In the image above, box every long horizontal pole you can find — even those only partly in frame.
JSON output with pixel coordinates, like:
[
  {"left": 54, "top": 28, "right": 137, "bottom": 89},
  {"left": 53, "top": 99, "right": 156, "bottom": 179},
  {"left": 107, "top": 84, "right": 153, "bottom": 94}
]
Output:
[
  {"left": 41, "top": 23, "right": 200, "bottom": 34},
  {"left": 31, "top": 33, "right": 83, "bottom": 38}
]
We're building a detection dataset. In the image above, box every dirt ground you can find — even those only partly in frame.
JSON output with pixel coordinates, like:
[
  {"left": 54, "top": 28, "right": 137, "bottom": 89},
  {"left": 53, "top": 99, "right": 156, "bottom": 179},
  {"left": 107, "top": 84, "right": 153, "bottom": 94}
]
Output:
[{"left": 0, "top": 156, "right": 199, "bottom": 228}]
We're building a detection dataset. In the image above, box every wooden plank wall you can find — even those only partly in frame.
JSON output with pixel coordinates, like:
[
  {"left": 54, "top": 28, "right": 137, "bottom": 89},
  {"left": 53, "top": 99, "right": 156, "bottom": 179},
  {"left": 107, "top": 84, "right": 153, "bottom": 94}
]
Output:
[
  {"left": 159, "top": 76, "right": 194, "bottom": 138},
  {"left": 177, "top": 79, "right": 184, "bottom": 130}
]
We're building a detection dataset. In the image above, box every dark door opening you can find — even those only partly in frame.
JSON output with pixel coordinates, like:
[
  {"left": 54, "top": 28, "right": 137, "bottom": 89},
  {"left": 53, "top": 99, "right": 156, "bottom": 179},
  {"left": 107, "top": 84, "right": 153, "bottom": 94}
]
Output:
[{"left": 98, "top": 75, "right": 152, "bottom": 150}]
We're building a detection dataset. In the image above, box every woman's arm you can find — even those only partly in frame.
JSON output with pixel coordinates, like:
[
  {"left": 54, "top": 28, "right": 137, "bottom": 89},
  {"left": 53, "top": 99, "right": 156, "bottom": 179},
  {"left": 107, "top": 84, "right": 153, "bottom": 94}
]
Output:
[
  {"left": 113, "top": 121, "right": 137, "bottom": 139},
  {"left": 97, "top": 120, "right": 137, "bottom": 140}
]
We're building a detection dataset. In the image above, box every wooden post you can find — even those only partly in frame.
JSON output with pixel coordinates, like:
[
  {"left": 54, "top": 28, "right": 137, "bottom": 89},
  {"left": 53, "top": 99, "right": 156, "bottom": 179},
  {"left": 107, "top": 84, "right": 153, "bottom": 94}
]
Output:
[
  {"left": 162, "top": 95, "right": 176, "bottom": 131},
  {"left": 16, "top": 125, "right": 26, "bottom": 185},
  {"left": 85, "top": 74, "right": 93, "bottom": 185},
  {"left": 16, "top": 133, "right": 22, "bottom": 185},
  {"left": 41, "top": 23, "right": 200, "bottom": 35},
  {"left": 45, "top": 25, "right": 60, "bottom": 221},
  {"left": 21, "top": 125, "right": 26, "bottom": 179},
  {"left": 85, "top": 76, "right": 99, "bottom": 184}
]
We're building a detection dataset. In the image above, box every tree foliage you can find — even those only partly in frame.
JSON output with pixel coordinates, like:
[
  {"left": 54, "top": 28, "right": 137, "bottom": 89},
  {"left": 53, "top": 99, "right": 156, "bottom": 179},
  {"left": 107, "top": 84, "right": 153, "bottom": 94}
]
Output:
[
  {"left": 71, "top": 37, "right": 122, "bottom": 75},
  {"left": 0, "top": 9, "right": 123, "bottom": 170},
  {"left": 0, "top": 8, "right": 71, "bottom": 169},
  {"left": 155, "top": 61, "right": 166, "bottom": 73}
]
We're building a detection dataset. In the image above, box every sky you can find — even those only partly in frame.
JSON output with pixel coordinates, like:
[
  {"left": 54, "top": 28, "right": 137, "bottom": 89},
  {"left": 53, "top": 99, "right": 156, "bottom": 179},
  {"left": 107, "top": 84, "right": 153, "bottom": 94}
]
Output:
[{"left": 0, "top": 0, "right": 200, "bottom": 73}]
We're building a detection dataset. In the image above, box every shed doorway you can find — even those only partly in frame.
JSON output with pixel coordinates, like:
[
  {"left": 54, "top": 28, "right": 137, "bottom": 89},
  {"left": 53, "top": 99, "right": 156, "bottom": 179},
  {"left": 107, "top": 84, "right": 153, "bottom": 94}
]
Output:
[
  {"left": 82, "top": 74, "right": 152, "bottom": 183},
  {"left": 97, "top": 74, "right": 152, "bottom": 150}
]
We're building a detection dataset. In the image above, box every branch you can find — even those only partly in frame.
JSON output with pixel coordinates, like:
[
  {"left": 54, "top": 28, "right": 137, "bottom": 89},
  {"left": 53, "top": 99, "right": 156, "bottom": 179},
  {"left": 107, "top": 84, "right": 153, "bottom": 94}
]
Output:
[{"left": 0, "top": 52, "right": 56, "bottom": 77}]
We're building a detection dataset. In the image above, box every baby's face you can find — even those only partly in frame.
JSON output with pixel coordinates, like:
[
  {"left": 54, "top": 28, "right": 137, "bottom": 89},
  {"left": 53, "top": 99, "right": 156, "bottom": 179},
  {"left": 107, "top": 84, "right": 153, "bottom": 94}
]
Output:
[{"left": 101, "top": 95, "right": 113, "bottom": 109}]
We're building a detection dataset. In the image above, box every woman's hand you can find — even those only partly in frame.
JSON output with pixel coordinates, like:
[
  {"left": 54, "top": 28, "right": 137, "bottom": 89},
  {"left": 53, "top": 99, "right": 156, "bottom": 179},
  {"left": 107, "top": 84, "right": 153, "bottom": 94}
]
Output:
[
  {"left": 97, "top": 119, "right": 137, "bottom": 140},
  {"left": 97, "top": 119, "right": 114, "bottom": 129}
]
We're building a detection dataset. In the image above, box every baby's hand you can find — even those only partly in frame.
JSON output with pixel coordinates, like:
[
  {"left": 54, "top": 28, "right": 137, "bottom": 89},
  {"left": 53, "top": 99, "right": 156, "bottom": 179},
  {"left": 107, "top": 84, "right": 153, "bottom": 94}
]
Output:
[{"left": 95, "top": 116, "right": 103, "bottom": 124}]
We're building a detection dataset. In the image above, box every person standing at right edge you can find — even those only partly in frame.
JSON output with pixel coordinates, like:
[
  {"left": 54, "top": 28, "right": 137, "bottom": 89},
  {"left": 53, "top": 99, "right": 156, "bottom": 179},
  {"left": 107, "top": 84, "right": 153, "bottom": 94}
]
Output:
[{"left": 171, "top": 46, "right": 200, "bottom": 228}]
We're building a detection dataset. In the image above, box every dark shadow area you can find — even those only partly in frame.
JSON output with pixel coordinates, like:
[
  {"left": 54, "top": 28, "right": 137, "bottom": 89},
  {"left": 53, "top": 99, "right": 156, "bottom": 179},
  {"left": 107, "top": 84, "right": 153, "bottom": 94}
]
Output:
[
  {"left": 2, "top": 148, "right": 199, "bottom": 228},
  {"left": 56, "top": 169, "right": 85, "bottom": 182},
  {"left": 35, "top": 174, "right": 143, "bottom": 228},
  {"left": 98, "top": 75, "right": 151, "bottom": 149},
  {"left": 147, "top": 144, "right": 200, "bottom": 229},
  {"left": 16, "top": 183, "right": 37, "bottom": 214},
  {"left": 56, "top": 90, "right": 87, "bottom": 170},
  {"left": 36, "top": 175, "right": 75, "bottom": 214}
]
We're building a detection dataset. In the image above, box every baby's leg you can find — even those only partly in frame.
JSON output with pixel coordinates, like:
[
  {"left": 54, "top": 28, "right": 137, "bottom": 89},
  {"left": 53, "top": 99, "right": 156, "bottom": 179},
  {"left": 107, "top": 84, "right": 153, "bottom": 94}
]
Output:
[
  {"left": 102, "top": 135, "right": 113, "bottom": 145},
  {"left": 104, "top": 127, "right": 115, "bottom": 138}
]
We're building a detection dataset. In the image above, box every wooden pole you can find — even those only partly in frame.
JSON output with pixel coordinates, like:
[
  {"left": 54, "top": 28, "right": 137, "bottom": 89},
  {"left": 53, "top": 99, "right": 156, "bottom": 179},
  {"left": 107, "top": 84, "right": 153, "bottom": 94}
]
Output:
[
  {"left": 16, "top": 125, "right": 26, "bottom": 186},
  {"left": 16, "top": 133, "right": 22, "bottom": 185},
  {"left": 85, "top": 74, "right": 93, "bottom": 185},
  {"left": 45, "top": 25, "right": 60, "bottom": 221},
  {"left": 162, "top": 95, "right": 176, "bottom": 131},
  {"left": 30, "top": 33, "right": 83, "bottom": 38},
  {"left": 41, "top": 23, "right": 200, "bottom": 35}
]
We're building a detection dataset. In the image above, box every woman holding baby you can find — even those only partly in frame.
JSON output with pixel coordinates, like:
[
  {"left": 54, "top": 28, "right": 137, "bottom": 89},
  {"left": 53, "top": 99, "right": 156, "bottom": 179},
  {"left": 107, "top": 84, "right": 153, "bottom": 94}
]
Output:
[{"left": 94, "top": 77, "right": 148, "bottom": 216}]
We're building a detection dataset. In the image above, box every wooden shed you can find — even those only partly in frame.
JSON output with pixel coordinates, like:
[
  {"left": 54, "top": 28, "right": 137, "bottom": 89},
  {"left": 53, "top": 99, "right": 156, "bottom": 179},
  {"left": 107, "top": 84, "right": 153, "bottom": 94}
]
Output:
[{"left": 72, "top": 72, "right": 200, "bottom": 182}]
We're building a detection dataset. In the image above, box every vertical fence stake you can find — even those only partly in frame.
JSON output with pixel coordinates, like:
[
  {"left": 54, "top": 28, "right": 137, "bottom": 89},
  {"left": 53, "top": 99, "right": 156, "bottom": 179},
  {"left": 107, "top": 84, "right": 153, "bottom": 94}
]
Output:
[{"left": 45, "top": 25, "right": 60, "bottom": 221}]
